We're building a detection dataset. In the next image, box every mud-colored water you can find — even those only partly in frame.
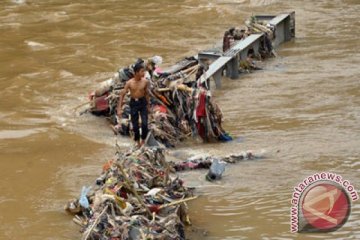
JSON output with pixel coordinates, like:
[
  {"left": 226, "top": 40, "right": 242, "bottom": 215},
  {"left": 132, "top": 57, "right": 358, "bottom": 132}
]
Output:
[{"left": 0, "top": 0, "right": 359, "bottom": 239}]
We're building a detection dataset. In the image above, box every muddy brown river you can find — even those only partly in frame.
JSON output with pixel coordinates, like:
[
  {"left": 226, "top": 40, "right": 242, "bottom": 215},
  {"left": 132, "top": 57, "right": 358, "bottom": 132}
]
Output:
[{"left": 0, "top": 0, "right": 359, "bottom": 239}]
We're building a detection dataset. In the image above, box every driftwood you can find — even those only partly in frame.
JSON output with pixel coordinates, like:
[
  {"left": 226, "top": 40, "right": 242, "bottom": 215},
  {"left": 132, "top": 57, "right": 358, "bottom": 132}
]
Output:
[
  {"left": 82, "top": 205, "right": 108, "bottom": 240},
  {"left": 66, "top": 147, "right": 194, "bottom": 239},
  {"left": 116, "top": 162, "right": 152, "bottom": 216}
]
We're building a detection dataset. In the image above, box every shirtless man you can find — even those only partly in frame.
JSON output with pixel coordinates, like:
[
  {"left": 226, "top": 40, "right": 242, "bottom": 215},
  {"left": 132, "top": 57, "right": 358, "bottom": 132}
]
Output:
[{"left": 117, "top": 61, "right": 150, "bottom": 147}]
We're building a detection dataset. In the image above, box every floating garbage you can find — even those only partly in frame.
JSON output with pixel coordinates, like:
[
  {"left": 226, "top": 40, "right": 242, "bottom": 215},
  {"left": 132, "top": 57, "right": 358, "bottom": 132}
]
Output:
[
  {"left": 65, "top": 146, "right": 197, "bottom": 239},
  {"left": 83, "top": 14, "right": 284, "bottom": 147},
  {"left": 65, "top": 145, "right": 266, "bottom": 239},
  {"left": 68, "top": 12, "right": 293, "bottom": 239},
  {"left": 85, "top": 56, "right": 232, "bottom": 147},
  {"left": 206, "top": 159, "right": 226, "bottom": 181},
  {"left": 77, "top": 12, "right": 297, "bottom": 148},
  {"left": 170, "top": 150, "right": 265, "bottom": 182}
]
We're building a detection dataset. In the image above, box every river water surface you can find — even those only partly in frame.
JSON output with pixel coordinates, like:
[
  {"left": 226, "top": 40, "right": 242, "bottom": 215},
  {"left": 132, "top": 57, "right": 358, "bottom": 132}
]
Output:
[{"left": 0, "top": 0, "right": 359, "bottom": 239}]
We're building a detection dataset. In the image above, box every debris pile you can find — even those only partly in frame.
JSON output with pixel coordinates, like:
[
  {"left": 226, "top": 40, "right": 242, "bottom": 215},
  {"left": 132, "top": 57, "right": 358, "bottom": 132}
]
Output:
[
  {"left": 222, "top": 15, "right": 278, "bottom": 58},
  {"left": 87, "top": 57, "right": 232, "bottom": 147},
  {"left": 68, "top": 12, "right": 290, "bottom": 239},
  {"left": 65, "top": 146, "right": 196, "bottom": 240},
  {"left": 245, "top": 15, "right": 277, "bottom": 58},
  {"left": 83, "top": 14, "right": 285, "bottom": 147},
  {"left": 65, "top": 145, "right": 266, "bottom": 239},
  {"left": 221, "top": 15, "right": 279, "bottom": 74},
  {"left": 170, "top": 150, "right": 264, "bottom": 181}
]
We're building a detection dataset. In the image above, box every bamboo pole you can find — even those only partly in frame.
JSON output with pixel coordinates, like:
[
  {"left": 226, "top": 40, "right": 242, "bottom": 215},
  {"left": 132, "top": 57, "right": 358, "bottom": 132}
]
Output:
[
  {"left": 116, "top": 163, "right": 152, "bottom": 217},
  {"left": 158, "top": 196, "right": 197, "bottom": 210},
  {"left": 82, "top": 205, "right": 109, "bottom": 240}
]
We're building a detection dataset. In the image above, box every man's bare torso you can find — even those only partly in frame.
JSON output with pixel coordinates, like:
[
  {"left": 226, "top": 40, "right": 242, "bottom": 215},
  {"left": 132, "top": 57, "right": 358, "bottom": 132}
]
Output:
[{"left": 127, "top": 78, "right": 147, "bottom": 99}]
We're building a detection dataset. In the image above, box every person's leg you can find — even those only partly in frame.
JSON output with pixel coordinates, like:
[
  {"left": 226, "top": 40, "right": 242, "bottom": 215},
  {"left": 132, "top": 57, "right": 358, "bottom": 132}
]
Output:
[
  {"left": 139, "top": 99, "right": 148, "bottom": 144},
  {"left": 130, "top": 103, "right": 140, "bottom": 144}
]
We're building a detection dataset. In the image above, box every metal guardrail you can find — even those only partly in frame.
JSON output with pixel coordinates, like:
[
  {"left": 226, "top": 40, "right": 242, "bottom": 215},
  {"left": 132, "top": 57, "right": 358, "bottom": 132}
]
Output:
[{"left": 198, "top": 11, "right": 295, "bottom": 89}]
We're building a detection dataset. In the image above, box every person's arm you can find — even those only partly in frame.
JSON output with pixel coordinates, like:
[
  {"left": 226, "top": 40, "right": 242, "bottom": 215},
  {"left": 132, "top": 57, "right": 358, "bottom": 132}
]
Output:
[
  {"left": 144, "top": 80, "right": 150, "bottom": 111},
  {"left": 117, "top": 82, "right": 129, "bottom": 117}
]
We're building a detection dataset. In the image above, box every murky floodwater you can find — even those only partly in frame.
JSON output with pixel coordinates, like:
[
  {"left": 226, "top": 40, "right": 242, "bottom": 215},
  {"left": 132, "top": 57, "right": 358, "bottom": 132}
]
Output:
[{"left": 0, "top": 0, "right": 359, "bottom": 239}]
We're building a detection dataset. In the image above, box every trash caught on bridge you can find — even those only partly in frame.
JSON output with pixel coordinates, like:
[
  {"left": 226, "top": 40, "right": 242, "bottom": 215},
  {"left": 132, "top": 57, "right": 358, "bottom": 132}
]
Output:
[
  {"left": 68, "top": 11, "right": 294, "bottom": 240},
  {"left": 86, "top": 56, "right": 232, "bottom": 147}
]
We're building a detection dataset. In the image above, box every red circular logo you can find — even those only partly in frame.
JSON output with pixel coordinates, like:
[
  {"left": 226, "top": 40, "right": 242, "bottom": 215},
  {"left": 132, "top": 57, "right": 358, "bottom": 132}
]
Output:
[{"left": 301, "top": 182, "right": 351, "bottom": 231}]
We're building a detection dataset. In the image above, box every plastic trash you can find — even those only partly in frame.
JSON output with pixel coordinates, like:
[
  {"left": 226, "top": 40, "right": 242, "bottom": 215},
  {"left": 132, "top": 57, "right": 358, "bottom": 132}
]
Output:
[
  {"left": 218, "top": 132, "right": 233, "bottom": 142},
  {"left": 206, "top": 159, "right": 226, "bottom": 181},
  {"left": 145, "top": 188, "right": 162, "bottom": 197},
  {"left": 151, "top": 55, "right": 163, "bottom": 66},
  {"left": 79, "top": 186, "right": 91, "bottom": 208}
]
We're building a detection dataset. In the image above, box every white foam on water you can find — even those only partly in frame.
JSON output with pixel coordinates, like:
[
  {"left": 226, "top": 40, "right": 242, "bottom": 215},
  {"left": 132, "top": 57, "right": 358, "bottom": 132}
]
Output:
[
  {"left": 24, "top": 40, "right": 50, "bottom": 51},
  {"left": 249, "top": 0, "right": 279, "bottom": 6},
  {"left": 11, "top": 0, "right": 26, "bottom": 4},
  {"left": 0, "top": 128, "right": 47, "bottom": 139}
]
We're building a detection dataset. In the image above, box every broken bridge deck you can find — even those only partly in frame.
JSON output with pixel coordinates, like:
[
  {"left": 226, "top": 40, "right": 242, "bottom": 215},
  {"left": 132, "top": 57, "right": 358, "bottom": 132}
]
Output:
[{"left": 198, "top": 11, "right": 295, "bottom": 89}]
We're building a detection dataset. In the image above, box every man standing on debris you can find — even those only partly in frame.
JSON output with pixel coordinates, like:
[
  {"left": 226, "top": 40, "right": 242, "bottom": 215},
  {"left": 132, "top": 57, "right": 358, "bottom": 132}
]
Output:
[{"left": 117, "top": 60, "right": 150, "bottom": 147}]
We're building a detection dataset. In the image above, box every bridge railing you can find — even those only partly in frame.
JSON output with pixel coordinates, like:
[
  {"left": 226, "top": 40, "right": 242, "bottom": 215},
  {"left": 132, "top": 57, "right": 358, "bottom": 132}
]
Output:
[{"left": 198, "top": 11, "right": 295, "bottom": 89}]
